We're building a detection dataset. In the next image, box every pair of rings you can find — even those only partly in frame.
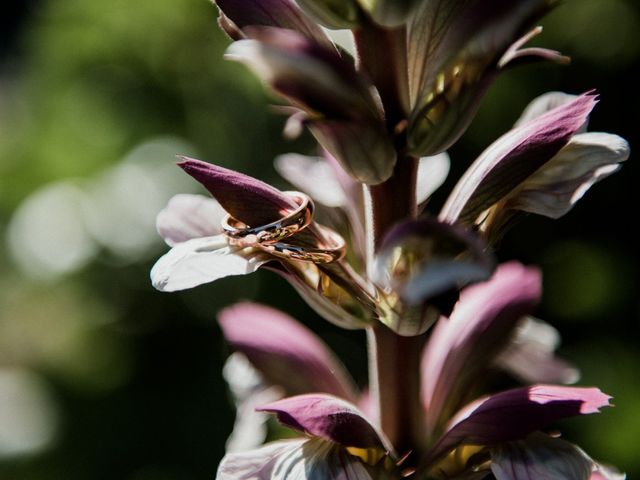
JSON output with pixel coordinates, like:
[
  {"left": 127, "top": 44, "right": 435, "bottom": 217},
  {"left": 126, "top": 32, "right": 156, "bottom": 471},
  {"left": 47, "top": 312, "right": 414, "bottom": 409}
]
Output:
[{"left": 221, "top": 191, "right": 345, "bottom": 264}]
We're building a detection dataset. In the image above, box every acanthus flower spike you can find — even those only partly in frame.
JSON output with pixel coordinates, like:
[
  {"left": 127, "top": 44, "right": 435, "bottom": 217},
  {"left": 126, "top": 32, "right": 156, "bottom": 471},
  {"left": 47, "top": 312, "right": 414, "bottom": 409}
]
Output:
[{"left": 150, "top": 0, "right": 630, "bottom": 477}]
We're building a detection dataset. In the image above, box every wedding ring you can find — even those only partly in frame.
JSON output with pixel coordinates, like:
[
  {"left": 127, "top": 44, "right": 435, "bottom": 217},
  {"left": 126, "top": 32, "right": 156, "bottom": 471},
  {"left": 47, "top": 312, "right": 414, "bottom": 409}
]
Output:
[
  {"left": 222, "top": 191, "right": 314, "bottom": 247},
  {"left": 257, "top": 224, "right": 346, "bottom": 264}
]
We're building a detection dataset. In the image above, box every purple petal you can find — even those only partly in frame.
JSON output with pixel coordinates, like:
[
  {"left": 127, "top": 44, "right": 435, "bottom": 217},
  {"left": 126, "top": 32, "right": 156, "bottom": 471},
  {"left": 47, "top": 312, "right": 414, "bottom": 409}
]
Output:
[
  {"left": 490, "top": 433, "right": 593, "bottom": 480},
  {"left": 214, "top": 0, "right": 332, "bottom": 48},
  {"left": 514, "top": 91, "right": 585, "bottom": 128},
  {"left": 156, "top": 194, "right": 226, "bottom": 246},
  {"left": 429, "top": 385, "right": 612, "bottom": 462},
  {"left": 257, "top": 394, "right": 392, "bottom": 452},
  {"left": 218, "top": 302, "right": 359, "bottom": 401},
  {"left": 178, "top": 157, "right": 296, "bottom": 226},
  {"left": 226, "top": 28, "right": 379, "bottom": 121},
  {"left": 422, "top": 263, "right": 541, "bottom": 432},
  {"left": 440, "top": 92, "right": 598, "bottom": 225},
  {"left": 150, "top": 235, "right": 268, "bottom": 292}
]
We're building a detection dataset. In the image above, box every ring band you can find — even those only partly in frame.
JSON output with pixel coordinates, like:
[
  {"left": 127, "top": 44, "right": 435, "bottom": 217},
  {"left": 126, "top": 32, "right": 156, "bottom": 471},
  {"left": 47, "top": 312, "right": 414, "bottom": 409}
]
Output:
[
  {"left": 222, "top": 191, "right": 314, "bottom": 247},
  {"left": 256, "top": 224, "right": 346, "bottom": 264}
]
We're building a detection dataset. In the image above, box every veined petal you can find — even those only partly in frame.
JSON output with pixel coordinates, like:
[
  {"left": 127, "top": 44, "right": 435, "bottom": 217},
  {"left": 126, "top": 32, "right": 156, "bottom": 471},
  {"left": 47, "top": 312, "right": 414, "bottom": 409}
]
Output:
[
  {"left": 150, "top": 235, "right": 268, "bottom": 292},
  {"left": 275, "top": 153, "right": 348, "bottom": 207},
  {"left": 214, "top": 0, "right": 333, "bottom": 48},
  {"left": 156, "top": 194, "right": 226, "bottom": 246},
  {"left": 417, "top": 152, "right": 451, "bottom": 205},
  {"left": 273, "top": 438, "right": 388, "bottom": 480},
  {"left": 490, "top": 433, "right": 593, "bottom": 480},
  {"left": 359, "top": 0, "right": 423, "bottom": 27},
  {"left": 422, "top": 263, "right": 541, "bottom": 432},
  {"left": 440, "top": 92, "right": 597, "bottom": 225},
  {"left": 307, "top": 119, "right": 396, "bottom": 184},
  {"left": 509, "top": 132, "right": 629, "bottom": 219},
  {"left": 428, "top": 385, "right": 612, "bottom": 462},
  {"left": 217, "top": 439, "right": 305, "bottom": 479},
  {"left": 258, "top": 394, "right": 393, "bottom": 453},
  {"left": 495, "top": 317, "right": 580, "bottom": 385},
  {"left": 514, "top": 91, "right": 583, "bottom": 128},
  {"left": 294, "top": 0, "right": 360, "bottom": 29},
  {"left": 178, "top": 157, "right": 296, "bottom": 226},
  {"left": 218, "top": 302, "right": 359, "bottom": 401},
  {"left": 407, "top": 0, "right": 555, "bottom": 156}
]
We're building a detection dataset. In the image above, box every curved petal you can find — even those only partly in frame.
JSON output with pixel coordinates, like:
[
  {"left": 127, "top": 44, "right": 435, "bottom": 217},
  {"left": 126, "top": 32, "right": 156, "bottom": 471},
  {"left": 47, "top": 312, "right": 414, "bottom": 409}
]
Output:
[
  {"left": 440, "top": 92, "right": 597, "bottom": 225},
  {"left": 156, "top": 194, "right": 226, "bottom": 246},
  {"left": 428, "top": 385, "right": 612, "bottom": 462},
  {"left": 509, "top": 132, "right": 629, "bottom": 219},
  {"left": 514, "top": 91, "right": 583, "bottom": 128},
  {"left": 217, "top": 439, "right": 305, "bottom": 480},
  {"left": 218, "top": 302, "right": 359, "bottom": 401},
  {"left": 178, "top": 157, "right": 296, "bottom": 226},
  {"left": 422, "top": 263, "right": 541, "bottom": 432},
  {"left": 222, "top": 353, "right": 281, "bottom": 452},
  {"left": 214, "top": 0, "right": 333, "bottom": 48},
  {"left": 491, "top": 434, "right": 593, "bottom": 480},
  {"left": 150, "top": 235, "right": 268, "bottom": 291},
  {"left": 258, "top": 394, "right": 393, "bottom": 453}
]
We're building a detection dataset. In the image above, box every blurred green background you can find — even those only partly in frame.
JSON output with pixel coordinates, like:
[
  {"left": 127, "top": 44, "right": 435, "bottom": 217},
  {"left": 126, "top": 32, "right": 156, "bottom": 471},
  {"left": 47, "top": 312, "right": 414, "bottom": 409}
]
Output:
[{"left": 0, "top": 0, "right": 638, "bottom": 478}]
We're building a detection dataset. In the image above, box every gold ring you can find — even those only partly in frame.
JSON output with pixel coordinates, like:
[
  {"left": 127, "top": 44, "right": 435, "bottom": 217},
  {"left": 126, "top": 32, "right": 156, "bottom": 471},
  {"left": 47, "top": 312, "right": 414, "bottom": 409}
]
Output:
[
  {"left": 222, "top": 191, "right": 314, "bottom": 247},
  {"left": 257, "top": 224, "right": 346, "bottom": 264}
]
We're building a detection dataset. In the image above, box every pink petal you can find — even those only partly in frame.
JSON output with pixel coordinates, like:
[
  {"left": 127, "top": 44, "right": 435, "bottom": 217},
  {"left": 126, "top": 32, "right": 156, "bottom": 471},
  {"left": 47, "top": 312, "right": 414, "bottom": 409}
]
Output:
[
  {"left": 440, "top": 92, "right": 598, "bottom": 224},
  {"left": 257, "top": 394, "right": 392, "bottom": 452},
  {"left": 218, "top": 302, "right": 359, "bottom": 402},
  {"left": 214, "top": 0, "right": 332, "bottom": 48},
  {"left": 428, "top": 385, "right": 612, "bottom": 462},
  {"left": 422, "top": 262, "right": 541, "bottom": 430}
]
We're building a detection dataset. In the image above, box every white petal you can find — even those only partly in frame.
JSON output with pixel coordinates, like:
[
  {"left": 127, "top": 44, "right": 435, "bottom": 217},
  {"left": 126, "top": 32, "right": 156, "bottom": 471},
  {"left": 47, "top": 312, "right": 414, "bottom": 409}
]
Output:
[
  {"left": 274, "top": 153, "right": 347, "bottom": 207},
  {"left": 272, "top": 438, "right": 377, "bottom": 480},
  {"left": 491, "top": 434, "right": 593, "bottom": 480},
  {"left": 150, "top": 235, "right": 268, "bottom": 292},
  {"left": 513, "top": 132, "right": 629, "bottom": 219},
  {"left": 495, "top": 317, "right": 580, "bottom": 385},
  {"left": 217, "top": 440, "right": 305, "bottom": 480},
  {"left": 156, "top": 194, "right": 226, "bottom": 246},
  {"left": 417, "top": 152, "right": 451, "bottom": 204},
  {"left": 222, "top": 353, "right": 282, "bottom": 453}
]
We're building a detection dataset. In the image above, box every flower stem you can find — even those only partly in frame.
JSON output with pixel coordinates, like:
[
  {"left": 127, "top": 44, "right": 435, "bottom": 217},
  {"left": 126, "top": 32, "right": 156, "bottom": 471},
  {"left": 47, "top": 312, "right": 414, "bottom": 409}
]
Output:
[{"left": 366, "top": 157, "right": 426, "bottom": 457}]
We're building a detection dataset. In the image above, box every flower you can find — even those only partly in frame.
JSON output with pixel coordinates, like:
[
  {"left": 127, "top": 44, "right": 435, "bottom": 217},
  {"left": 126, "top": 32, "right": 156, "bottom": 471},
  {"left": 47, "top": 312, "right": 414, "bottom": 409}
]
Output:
[
  {"left": 439, "top": 91, "right": 629, "bottom": 244},
  {"left": 213, "top": 264, "right": 619, "bottom": 479},
  {"left": 150, "top": 1, "right": 631, "bottom": 477},
  {"left": 212, "top": 0, "right": 569, "bottom": 183}
]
